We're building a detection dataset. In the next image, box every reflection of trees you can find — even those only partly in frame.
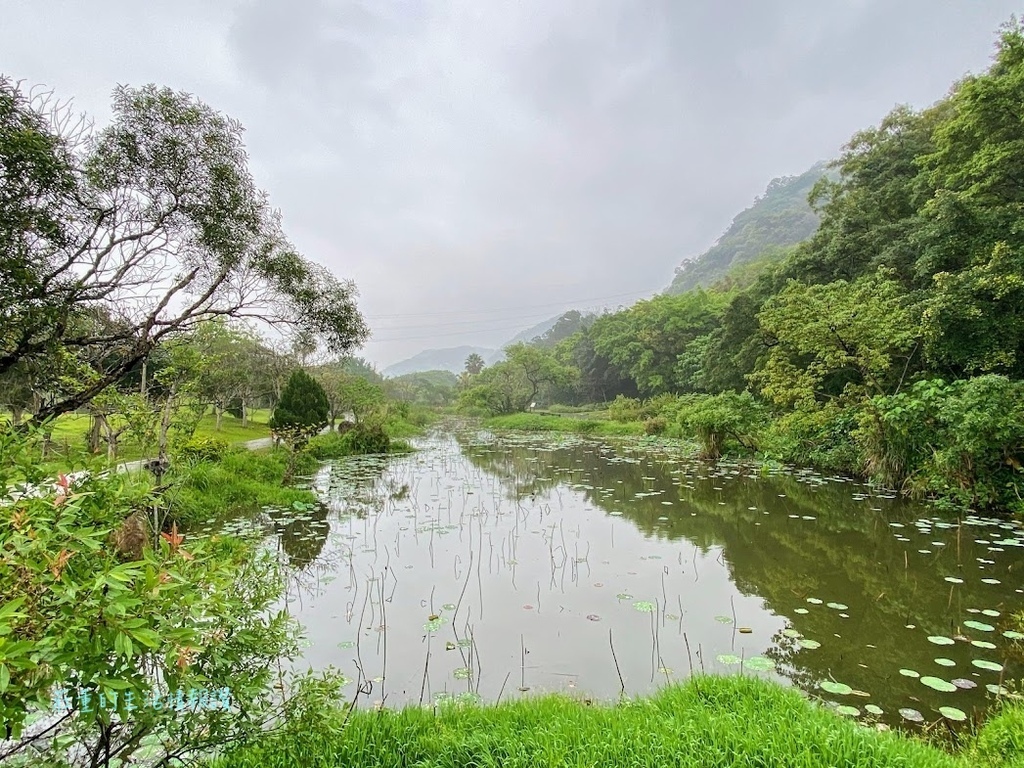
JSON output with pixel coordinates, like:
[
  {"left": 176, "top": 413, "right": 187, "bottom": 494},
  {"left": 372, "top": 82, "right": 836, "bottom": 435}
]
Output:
[
  {"left": 457, "top": 433, "right": 1016, "bottom": 711},
  {"left": 270, "top": 502, "right": 330, "bottom": 570}
]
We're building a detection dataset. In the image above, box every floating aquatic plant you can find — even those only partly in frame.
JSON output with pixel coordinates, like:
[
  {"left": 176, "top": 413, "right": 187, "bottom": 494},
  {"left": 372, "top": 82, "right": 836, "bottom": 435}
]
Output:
[
  {"left": 744, "top": 657, "right": 775, "bottom": 672},
  {"left": 634, "top": 601, "right": 655, "bottom": 613},
  {"left": 971, "top": 659, "right": 1003, "bottom": 672},
  {"left": 899, "top": 669, "right": 920, "bottom": 678},
  {"left": 819, "top": 681, "right": 853, "bottom": 695},
  {"left": 963, "top": 620, "right": 995, "bottom": 632},
  {"left": 927, "top": 636, "right": 955, "bottom": 646},
  {"left": 939, "top": 706, "right": 967, "bottom": 722},
  {"left": 716, "top": 654, "right": 741, "bottom": 666},
  {"left": 934, "top": 658, "right": 956, "bottom": 667},
  {"left": 899, "top": 708, "right": 924, "bottom": 723},
  {"left": 920, "top": 676, "right": 957, "bottom": 693},
  {"left": 799, "top": 639, "right": 821, "bottom": 650}
]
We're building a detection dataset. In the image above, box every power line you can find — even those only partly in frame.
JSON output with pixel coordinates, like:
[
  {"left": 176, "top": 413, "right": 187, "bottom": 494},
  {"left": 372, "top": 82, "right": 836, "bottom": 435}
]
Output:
[{"left": 363, "top": 287, "right": 656, "bottom": 322}]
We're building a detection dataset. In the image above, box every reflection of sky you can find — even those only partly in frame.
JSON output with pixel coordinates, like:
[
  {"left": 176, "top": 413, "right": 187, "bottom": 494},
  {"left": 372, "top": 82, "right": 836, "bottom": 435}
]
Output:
[{"left": 269, "top": 433, "right": 1024, "bottom": 726}]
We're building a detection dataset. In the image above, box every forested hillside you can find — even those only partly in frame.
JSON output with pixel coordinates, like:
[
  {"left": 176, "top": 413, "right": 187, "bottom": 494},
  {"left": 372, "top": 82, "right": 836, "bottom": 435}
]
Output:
[
  {"left": 665, "top": 164, "right": 826, "bottom": 295},
  {"left": 459, "top": 21, "right": 1024, "bottom": 517}
]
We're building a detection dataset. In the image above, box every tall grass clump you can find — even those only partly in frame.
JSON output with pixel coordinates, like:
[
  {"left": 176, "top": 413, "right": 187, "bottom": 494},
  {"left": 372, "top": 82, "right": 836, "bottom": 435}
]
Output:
[
  {"left": 208, "top": 676, "right": 966, "bottom": 768},
  {"left": 168, "top": 448, "right": 317, "bottom": 524}
]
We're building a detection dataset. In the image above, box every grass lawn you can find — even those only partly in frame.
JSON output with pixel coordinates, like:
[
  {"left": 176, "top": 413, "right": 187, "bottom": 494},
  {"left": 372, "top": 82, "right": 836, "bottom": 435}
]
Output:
[
  {"left": 3, "top": 407, "right": 273, "bottom": 473},
  {"left": 207, "top": 675, "right": 1003, "bottom": 768}
]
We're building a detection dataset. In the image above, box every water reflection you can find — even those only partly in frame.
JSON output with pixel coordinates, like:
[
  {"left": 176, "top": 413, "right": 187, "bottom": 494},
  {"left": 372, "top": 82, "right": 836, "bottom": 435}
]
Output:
[{"left": 267, "top": 430, "right": 1023, "bottom": 727}]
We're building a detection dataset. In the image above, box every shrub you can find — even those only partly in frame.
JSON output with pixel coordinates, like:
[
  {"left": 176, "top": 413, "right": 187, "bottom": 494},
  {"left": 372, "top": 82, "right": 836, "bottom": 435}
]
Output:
[
  {"left": 676, "top": 391, "right": 767, "bottom": 460},
  {"left": 175, "top": 435, "right": 229, "bottom": 463},
  {"left": 643, "top": 417, "right": 667, "bottom": 435},
  {"left": 608, "top": 395, "right": 643, "bottom": 423}
]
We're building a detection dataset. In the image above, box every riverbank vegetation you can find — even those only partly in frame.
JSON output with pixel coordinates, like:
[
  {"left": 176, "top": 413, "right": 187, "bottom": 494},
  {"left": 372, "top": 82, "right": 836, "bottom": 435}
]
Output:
[
  {"left": 454, "top": 21, "right": 1024, "bottom": 520},
  {"left": 207, "top": 676, "right": 1019, "bottom": 768}
]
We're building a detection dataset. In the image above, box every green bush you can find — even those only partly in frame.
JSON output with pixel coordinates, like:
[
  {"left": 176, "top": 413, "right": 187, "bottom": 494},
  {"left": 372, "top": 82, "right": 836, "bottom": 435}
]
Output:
[
  {"left": 608, "top": 395, "right": 643, "bottom": 423},
  {"left": 643, "top": 417, "right": 667, "bottom": 435},
  {"left": 676, "top": 391, "right": 768, "bottom": 460},
  {"left": 859, "top": 376, "right": 1024, "bottom": 511},
  {"left": 175, "top": 435, "right": 229, "bottom": 463},
  {"left": 761, "top": 405, "right": 860, "bottom": 473}
]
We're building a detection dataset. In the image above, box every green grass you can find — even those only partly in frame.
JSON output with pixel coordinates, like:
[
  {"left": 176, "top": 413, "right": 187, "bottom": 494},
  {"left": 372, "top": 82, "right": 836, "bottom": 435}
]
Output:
[
  {"left": 168, "top": 448, "right": 316, "bottom": 524},
  {"left": 208, "top": 676, "right": 973, "bottom": 768},
  {"left": 486, "top": 413, "right": 645, "bottom": 436}
]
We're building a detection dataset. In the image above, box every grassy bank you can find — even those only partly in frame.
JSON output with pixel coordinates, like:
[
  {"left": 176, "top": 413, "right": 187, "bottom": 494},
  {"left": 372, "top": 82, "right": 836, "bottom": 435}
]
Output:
[
  {"left": 486, "top": 412, "right": 645, "bottom": 436},
  {"left": 206, "top": 676, "right": 1014, "bottom": 768},
  {"left": 169, "top": 447, "right": 318, "bottom": 523}
]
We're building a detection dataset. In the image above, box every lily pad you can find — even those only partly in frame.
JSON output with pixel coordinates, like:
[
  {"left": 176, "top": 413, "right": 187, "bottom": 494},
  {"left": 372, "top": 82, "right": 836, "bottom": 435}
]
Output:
[
  {"left": 900, "top": 708, "right": 925, "bottom": 723},
  {"left": 939, "top": 706, "right": 967, "bottom": 722},
  {"left": 806, "top": 598, "right": 824, "bottom": 605},
  {"left": 634, "top": 601, "right": 655, "bottom": 613},
  {"left": 424, "top": 616, "right": 447, "bottom": 632},
  {"left": 716, "top": 654, "right": 741, "bottom": 666},
  {"left": 826, "top": 602, "right": 849, "bottom": 611},
  {"left": 799, "top": 639, "right": 822, "bottom": 650},
  {"left": 442, "top": 603, "right": 456, "bottom": 611},
  {"left": 820, "top": 681, "right": 853, "bottom": 696},
  {"left": 616, "top": 593, "right": 633, "bottom": 600},
  {"left": 981, "top": 609, "right": 1000, "bottom": 617},
  {"left": 981, "top": 578, "right": 1001, "bottom": 585},
  {"left": 927, "top": 636, "right": 955, "bottom": 646},
  {"left": 934, "top": 658, "right": 956, "bottom": 667},
  {"left": 782, "top": 628, "right": 802, "bottom": 639},
  {"left": 963, "top": 620, "right": 995, "bottom": 632},
  {"left": 793, "top": 608, "right": 810, "bottom": 615},
  {"left": 971, "top": 659, "right": 1003, "bottom": 672},
  {"left": 337, "top": 640, "right": 355, "bottom": 649},
  {"left": 986, "top": 684, "right": 1012, "bottom": 696},
  {"left": 836, "top": 705, "right": 860, "bottom": 717},
  {"left": 972, "top": 640, "right": 997, "bottom": 650},
  {"left": 453, "top": 667, "right": 471, "bottom": 680},
  {"left": 1004, "top": 630, "right": 1024, "bottom": 640},
  {"left": 714, "top": 615, "right": 734, "bottom": 624},
  {"left": 952, "top": 678, "right": 978, "bottom": 690},
  {"left": 944, "top": 577, "right": 964, "bottom": 584},
  {"left": 899, "top": 669, "right": 920, "bottom": 678},
  {"left": 865, "top": 704, "right": 884, "bottom": 716},
  {"left": 745, "top": 656, "right": 775, "bottom": 672},
  {"left": 920, "top": 676, "right": 957, "bottom": 693}
]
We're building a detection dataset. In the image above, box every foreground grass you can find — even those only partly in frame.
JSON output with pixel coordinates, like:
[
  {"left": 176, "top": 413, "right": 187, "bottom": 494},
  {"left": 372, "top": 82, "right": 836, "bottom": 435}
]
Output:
[
  {"left": 209, "top": 676, "right": 976, "bottom": 768},
  {"left": 486, "top": 412, "right": 645, "bottom": 436}
]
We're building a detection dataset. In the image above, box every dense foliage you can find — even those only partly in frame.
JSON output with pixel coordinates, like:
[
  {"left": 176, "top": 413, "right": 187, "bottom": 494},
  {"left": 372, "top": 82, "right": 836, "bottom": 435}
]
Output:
[{"left": 462, "top": 21, "right": 1024, "bottom": 517}]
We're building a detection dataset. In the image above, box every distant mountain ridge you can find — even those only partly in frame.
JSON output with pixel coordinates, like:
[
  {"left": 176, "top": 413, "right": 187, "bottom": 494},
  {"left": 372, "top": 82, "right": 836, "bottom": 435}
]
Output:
[
  {"left": 666, "top": 163, "right": 829, "bottom": 295},
  {"left": 382, "top": 313, "right": 572, "bottom": 377}
]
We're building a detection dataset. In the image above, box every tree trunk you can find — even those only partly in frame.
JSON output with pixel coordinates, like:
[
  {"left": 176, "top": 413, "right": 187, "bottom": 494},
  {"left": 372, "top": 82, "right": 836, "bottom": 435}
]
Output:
[
  {"left": 10, "top": 406, "right": 24, "bottom": 426},
  {"left": 215, "top": 405, "right": 223, "bottom": 431},
  {"left": 241, "top": 399, "right": 249, "bottom": 427},
  {"left": 88, "top": 414, "right": 103, "bottom": 454}
]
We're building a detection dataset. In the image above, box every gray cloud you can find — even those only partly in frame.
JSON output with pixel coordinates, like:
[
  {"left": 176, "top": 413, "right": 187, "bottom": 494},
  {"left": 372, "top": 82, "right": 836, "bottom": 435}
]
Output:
[{"left": 2, "top": 0, "right": 1019, "bottom": 366}]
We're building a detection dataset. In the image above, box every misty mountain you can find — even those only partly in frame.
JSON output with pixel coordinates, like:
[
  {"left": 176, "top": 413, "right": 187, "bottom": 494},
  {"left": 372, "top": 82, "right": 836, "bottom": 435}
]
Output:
[
  {"left": 665, "top": 164, "right": 829, "bottom": 295},
  {"left": 382, "top": 313, "right": 573, "bottom": 377},
  {"left": 382, "top": 346, "right": 497, "bottom": 377}
]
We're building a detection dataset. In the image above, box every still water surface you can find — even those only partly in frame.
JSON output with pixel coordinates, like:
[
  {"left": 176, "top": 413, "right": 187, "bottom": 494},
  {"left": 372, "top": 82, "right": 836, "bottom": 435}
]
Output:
[{"left": 249, "top": 429, "right": 1024, "bottom": 726}]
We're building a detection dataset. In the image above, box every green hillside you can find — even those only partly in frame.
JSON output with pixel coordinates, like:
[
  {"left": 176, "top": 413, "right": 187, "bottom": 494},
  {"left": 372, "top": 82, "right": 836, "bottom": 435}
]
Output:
[{"left": 666, "top": 164, "right": 827, "bottom": 294}]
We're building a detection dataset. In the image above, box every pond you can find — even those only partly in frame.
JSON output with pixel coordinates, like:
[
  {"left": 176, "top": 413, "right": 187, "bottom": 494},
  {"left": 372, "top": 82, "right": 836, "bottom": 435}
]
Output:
[{"left": 252, "top": 429, "right": 1024, "bottom": 727}]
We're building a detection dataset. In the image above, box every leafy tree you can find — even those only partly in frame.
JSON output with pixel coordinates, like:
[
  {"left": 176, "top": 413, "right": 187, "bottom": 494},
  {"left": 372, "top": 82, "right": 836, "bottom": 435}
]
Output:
[
  {"left": 458, "top": 344, "right": 573, "bottom": 414},
  {"left": 1, "top": 80, "right": 367, "bottom": 422},
  {"left": 752, "top": 270, "right": 922, "bottom": 409},
  {"left": 315, "top": 361, "right": 386, "bottom": 428},
  {"left": 589, "top": 291, "right": 727, "bottom": 395},
  {"left": 464, "top": 353, "right": 485, "bottom": 375},
  {"left": 269, "top": 370, "right": 329, "bottom": 481}
]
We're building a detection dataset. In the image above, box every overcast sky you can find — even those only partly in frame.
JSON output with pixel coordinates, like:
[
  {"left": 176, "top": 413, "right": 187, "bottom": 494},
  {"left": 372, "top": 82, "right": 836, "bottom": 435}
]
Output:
[{"left": 2, "top": 1, "right": 1019, "bottom": 368}]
